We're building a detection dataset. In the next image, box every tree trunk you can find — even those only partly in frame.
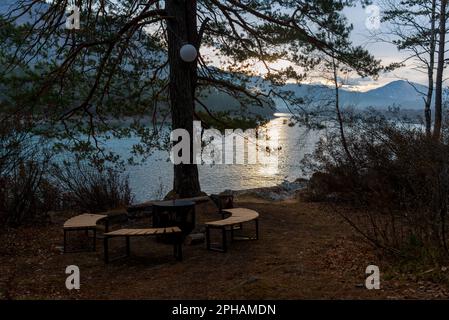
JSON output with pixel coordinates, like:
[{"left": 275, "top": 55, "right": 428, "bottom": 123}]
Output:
[
  {"left": 425, "top": 0, "right": 437, "bottom": 136},
  {"left": 433, "top": 0, "right": 447, "bottom": 141},
  {"left": 332, "top": 56, "right": 354, "bottom": 168},
  {"left": 166, "top": 0, "right": 201, "bottom": 197}
]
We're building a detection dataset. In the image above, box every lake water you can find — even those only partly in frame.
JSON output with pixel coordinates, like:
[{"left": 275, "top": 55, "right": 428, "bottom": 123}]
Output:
[{"left": 106, "top": 113, "right": 321, "bottom": 202}]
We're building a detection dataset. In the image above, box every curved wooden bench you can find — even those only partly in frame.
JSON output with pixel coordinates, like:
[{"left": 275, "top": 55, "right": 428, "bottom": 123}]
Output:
[
  {"left": 63, "top": 214, "right": 108, "bottom": 253},
  {"left": 205, "top": 208, "right": 259, "bottom": 252},
  {"left": 103, "top": 227, "right": 183, "bottom": 263}
]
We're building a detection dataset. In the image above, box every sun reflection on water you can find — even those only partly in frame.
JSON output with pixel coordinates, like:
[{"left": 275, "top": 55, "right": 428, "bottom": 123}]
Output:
[{"left": 256, "top": 116, "right": 285, "bottom": 177}]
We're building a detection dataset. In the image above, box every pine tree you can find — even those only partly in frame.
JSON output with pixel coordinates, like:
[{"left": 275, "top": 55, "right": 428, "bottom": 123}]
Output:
[{"left": 1, "top": 0, "right": 381, "bottom": 197}]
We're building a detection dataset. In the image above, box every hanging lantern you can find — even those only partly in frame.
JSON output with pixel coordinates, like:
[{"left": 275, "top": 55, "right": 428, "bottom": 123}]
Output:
[{"left": 180, "top": 44, "right": 198, "bottom": 62}]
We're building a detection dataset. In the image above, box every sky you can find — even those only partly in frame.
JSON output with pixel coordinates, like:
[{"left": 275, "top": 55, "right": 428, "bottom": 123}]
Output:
[
  {"left": 340, "top": 2, "right": 427, "bottom": 91},
  {"left": 235, "top": 1, "right": 429, "bottom": 92},
  {"left": 315, "top": 2, "right": 432, "bottom": 92},
  {"left": 1, "top": 0, "right": 427, "bottom": 92},
  {"left": 206, "top": 1, "right": 425, "bottom": 92}
]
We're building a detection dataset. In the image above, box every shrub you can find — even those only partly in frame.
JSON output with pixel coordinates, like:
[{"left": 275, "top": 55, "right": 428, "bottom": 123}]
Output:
[
  {"left": 0, "top": 117, "right": 58, "bottom": 227},
  {"left": 0, "top": 159, "right": 59, "bottom": 227},
  {"left": 302, "top": 113, "right": 449, "bottom": 260},
  {"left": 52, "top": 160, "right": 133, "bottom": 213}
]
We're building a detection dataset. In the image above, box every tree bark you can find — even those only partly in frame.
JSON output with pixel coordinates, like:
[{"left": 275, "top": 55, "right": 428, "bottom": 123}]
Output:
[
  {"left": 425, "top": 0, "right": 437, "bottom": 136},
  {"left": 166, "top": 0, "right": 201, "bottom": 197},
  {"left": 433, "top": 0, "right": 447, "bottom": 141}
]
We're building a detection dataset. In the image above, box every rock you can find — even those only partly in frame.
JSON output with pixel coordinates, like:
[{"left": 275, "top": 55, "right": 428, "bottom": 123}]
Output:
[
  {"left": 105, "top": 210, "right": 128, "bottom": 224},
  {"left": 55, "top": 246, "right": 64, "bottom": 253},
  {"left": 185, "top": 233, "right": 205, "bottom": 245},
  {"left": 246, "top": 276, "right": 259, "bottom": 284},
  {"left": 229, "top": 179, "right": 307, "bottom": 201}
]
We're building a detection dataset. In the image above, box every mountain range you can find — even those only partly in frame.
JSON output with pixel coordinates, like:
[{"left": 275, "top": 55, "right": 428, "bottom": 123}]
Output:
[{"left": 276, "top": 80, "right": 428, "bottom": 112}]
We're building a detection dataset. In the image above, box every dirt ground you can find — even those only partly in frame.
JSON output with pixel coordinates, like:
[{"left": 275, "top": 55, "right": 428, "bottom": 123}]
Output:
[{"left": 1, "top": 196, "right": 448, "bottom": 299}]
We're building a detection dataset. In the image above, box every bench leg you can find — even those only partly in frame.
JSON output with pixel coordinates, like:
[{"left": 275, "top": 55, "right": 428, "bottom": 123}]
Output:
[
  {"left": 229, "top": 220, "right": 259, "bottom": 241},
  {"left": 63, "top": 230, "right": 67, "bottom": 253},
  {"left": 64, "top": 228, "right": 98, "bottom": 253},
  {"left": 206, "top": 226, "right": 211, "bottom": 250},
  {"left": 255, "top": 219, "right": 259, "bottom": 240},
  {"left": 173, "top": 243, "right": 177, "bottom": 259},
  {"left": 92, "top": 229, "right": 97, "bottom": 252},
  {"left": 206, "top": 226, "right": 228, "bottom": 252},
  {"left": 222, "top": 226, "right": 227, "bottom": 253},
  {"left": 105, "top": 234, "right": 183, "bottom": 263},
  {"left": 104, "top": 236, "right": 131, "bottom": 263},
  {"left": 178, "top": 242, "right": 183, "bottom": 261},
  {"left": 104, "top": 236, "right": 109, "bottom": 263},
  {"left": 174, "top": 236, "right": 183, "bottom": 261},
  {"left": 126, "top": 236, "right": 130, "bottom": 257}
]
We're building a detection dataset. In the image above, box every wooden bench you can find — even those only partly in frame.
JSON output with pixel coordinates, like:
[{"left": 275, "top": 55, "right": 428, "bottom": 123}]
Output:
[
  {"left": 103, "top": 227, "right": 183, "bottom": 263},
  {"left": 63, "top": 214, "right": 109, "bottom": 253},
  {"left": 205, "top": 208, "right": 259, "bottom": 252}
]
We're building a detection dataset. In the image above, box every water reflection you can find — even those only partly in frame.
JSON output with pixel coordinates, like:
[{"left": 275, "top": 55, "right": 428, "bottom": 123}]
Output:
[{"left": 108, "top": 113, "right": 321, "bottom": 202}]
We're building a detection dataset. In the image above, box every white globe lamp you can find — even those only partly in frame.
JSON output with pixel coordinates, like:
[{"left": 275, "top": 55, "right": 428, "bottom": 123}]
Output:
[{"left": 180, "top": 44, "right": 198, "bottom": 62}]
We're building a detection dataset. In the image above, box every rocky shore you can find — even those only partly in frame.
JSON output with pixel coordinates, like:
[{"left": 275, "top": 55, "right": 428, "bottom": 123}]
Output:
[{"left": 222, "top": 178, "right": 308, "bottom": 201}]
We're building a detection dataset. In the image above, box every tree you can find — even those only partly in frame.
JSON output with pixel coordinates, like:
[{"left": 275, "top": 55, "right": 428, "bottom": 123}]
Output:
[
  {"left": 166, "top": 0, "right": 201, "bottom": 196},
  {"left": 434, "top": 0, "right": 448, "bottom": 140},
  {"left": 381, "top": 0, "right": 448, "bottom": 138},
  {"left": 0, "top": 0, "right": 381, "bottom": 197}
]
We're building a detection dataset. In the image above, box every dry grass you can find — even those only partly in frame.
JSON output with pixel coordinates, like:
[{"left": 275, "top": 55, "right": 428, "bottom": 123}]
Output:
[{"left": 1, "top": 197, "right": 448, "bottom": 299}]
